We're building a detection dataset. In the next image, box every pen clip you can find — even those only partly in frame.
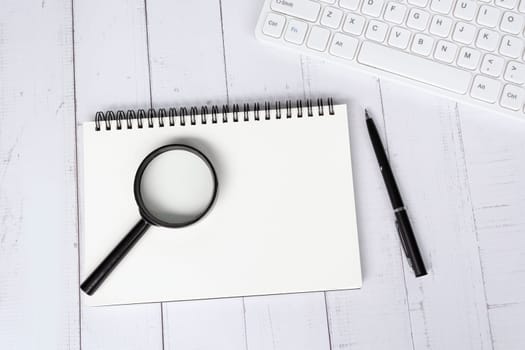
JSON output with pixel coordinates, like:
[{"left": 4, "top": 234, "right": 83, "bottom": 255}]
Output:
[{"left": 395, "top": 219, "right": 412, "bottom": 268}]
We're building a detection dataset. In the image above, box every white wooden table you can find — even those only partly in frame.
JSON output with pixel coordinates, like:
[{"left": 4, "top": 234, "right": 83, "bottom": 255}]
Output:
[{"left": 1, "top": 1, "right": 524, "bottom": 349}]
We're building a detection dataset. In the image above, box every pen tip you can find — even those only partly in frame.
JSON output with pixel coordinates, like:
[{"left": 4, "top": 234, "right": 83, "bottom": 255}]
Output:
[{"left": 365, "top": 109, "right": 371, "bottom": 120}]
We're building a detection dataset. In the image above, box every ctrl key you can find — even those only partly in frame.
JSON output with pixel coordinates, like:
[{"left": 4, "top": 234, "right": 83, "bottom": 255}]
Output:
[
  {"left": 500, "top": 84, "right": 524, "bottom": 111},
  {"left": 263, "top": 13, "right": 286, "bottom": 38}
]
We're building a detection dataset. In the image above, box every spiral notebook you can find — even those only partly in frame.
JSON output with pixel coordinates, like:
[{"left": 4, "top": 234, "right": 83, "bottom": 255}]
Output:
[{"left": 80, "top": 99, "right": 362, "bottom": 306}]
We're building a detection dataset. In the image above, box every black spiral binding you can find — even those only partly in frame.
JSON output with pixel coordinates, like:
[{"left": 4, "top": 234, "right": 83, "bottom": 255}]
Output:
[{"left": 94, "top": 98, "right": 335, "bottom": 131}]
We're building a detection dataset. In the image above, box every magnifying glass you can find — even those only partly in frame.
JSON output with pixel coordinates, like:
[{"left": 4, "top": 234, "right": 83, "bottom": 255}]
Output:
[{"left": 81, "top": 144, "right": 218, "bottom": 295}]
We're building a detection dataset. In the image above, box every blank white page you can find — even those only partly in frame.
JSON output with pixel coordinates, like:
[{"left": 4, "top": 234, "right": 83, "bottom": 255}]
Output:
[{"left": 80, "top": 104, "right": 361, "bottom": 305}]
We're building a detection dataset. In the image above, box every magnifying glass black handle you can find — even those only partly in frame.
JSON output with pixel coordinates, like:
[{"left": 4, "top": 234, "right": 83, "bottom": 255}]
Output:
[{"left": 80, "top": 219, "right": 150, "bottom": 295}]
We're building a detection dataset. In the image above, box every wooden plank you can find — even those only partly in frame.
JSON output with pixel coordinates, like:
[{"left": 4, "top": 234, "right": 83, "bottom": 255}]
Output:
[
  {"left": 244, "top": 293, "right": 330, "bottom": 350},
  {"left": 458, "top": 105, "right": 525, "bottom": 349},
  {"left": 144, "top": 0, "right": 245, "bottom": 348},
  {"left": 0, "top": 0, "right": 79, "bottom": 349},
  {"left": 488, "top": 303, "right": 525, "bottom": 349},
  {"left": 73, "top": 0, "right": 152, "bottom": 121},
  {"left": 81, "top": 304, "right": 163, "bottom": 349},
  {"left": 380, "top": 82, "right": 493, "bottom": 349},
  {"left": 163, "top": 299, "right": 246, "bottom": 350},
  {"left": 459, "top": 108, "right": 525, "bottom": 305},
  {"left": 73, "top": 0, "right": 163, "bottom": 348},
  {"left": 221, "top": 1, "right": 331, "bottom": 349},
  {"left": 299, "top": 57, "right": 415, "bottom": 349}
]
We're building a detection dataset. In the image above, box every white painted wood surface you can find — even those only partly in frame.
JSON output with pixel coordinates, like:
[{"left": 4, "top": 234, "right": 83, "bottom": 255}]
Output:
[
  {"left": 1, "top": 0, "right": 524, "bottom": 349},
  {"left": 0, "top": 1, "right": 78, "bottom": 349}
]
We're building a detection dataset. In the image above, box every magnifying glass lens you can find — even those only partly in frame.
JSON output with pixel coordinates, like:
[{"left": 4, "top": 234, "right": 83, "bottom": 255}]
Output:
[{"left": 140, "top": 150, "right": 216, "bottom": 225}]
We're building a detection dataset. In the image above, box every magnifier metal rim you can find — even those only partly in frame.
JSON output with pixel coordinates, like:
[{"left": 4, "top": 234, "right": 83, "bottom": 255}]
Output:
[{"left": 134, "top": 144, "right": 218, "bottom": 228}]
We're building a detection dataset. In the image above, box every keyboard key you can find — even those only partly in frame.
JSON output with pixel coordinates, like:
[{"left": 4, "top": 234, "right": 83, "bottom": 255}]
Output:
[
  {"left": 500, "top": 12, "right": 524, "bottom": 34},
  {"left": 500, "top": 84, "right": 524, "bottom": 110},
  {"left": 411, "top": 33, "right": 435, "bottom": 55},
  {"left": 477, "top": 5, "right": 501, "bottom": 27},
  {"left": 499, "top": 35, "right": 524, "bottom": 58},
  {"left": 340, "top": 0, "right": 361, "bottom": 10},
  {"left": 471, "top": 75, "right": 501, "bottom": 102},
  {"left": 520, "top": 0, "right": 525, "bottom": 12},
  {"left": 429, "top": 15, "right": 453, "bottom": 37},
  {"left": 434, "top": 40, "right": 458, "bottom": 62},
  {"left": 329, "top": 33, "right": 359, "bottom": 59},
  {"left": 343, "top": 14, "right": 366, "bottom": 35},
  {"left": 452, "top": 22, "right": 476, "bottom": 44},
  {"left": 481, "top": 54, "right": 505, "bottom": 76},
  {"left": 495, "top": 0, "right": 517, "bottom": 9},
  {"left": 321, "top": 7, "right": 344, "bottom": 28},
  {"left": 262, "top": 13, "right": 286, "bottom": 38},
  {"left": 388, "top": 26, "right": 412, "bottom": 48},
  {"left": 284, "top": 19, "right": 309, "bottom": 44},
  {"left": 476, "top": 28, "right": 500, "bottom": 51},
  {"left": 408, "top": 0, "right": 428, "bottom": 7},
  {"left": 358, "top": 41, "right": 471, "bottom": 93},
  {"left": 431, "top": 0, "right": 454, "bottom": 14},
  {"left": 365, "top": 20, "right": 388, "bottom": 42},
  {"left": 307, "top": 26, "right": 331, "bottom": 51},
  {"left": 362, "top": 0, "right": 385, "bottom": 17},
  {"left": 454, "top": 1, "right": 477, "bottom": 20},
  {"left": 320, "top": 0, "right": 337, "bottom": 3},
  {"left": 504, "top": 61, "right": 525, "bottom": 83},
  {"left": 407, "top": 9, "right": 430, "bottom": 30},
  {"left": 343, "top": 13, "right": 365, "bottom": 35},
  {"left": 384, "top": 2, "right": 407, "bottom": 24},
  {"left": 457, "top": 47, "right": 481, "bottom": 69},
  {"left": 271, "top": 0, "right": 321, "bottom": 22}
]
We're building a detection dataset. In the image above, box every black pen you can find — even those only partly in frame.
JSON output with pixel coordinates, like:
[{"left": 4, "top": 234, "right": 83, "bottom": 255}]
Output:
[{"left": 365, "top": 110, "right": 427, "bottom": 277}]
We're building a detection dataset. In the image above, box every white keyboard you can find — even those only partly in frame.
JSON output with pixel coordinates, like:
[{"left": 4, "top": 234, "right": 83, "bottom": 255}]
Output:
[{"left": 255, "top": 0, "right": 525, "bottom": 120}]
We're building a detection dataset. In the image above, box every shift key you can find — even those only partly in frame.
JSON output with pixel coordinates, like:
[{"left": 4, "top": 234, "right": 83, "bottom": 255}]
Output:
[{"left": 271, "top": 0, "right": 321, "bottom": 22}]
